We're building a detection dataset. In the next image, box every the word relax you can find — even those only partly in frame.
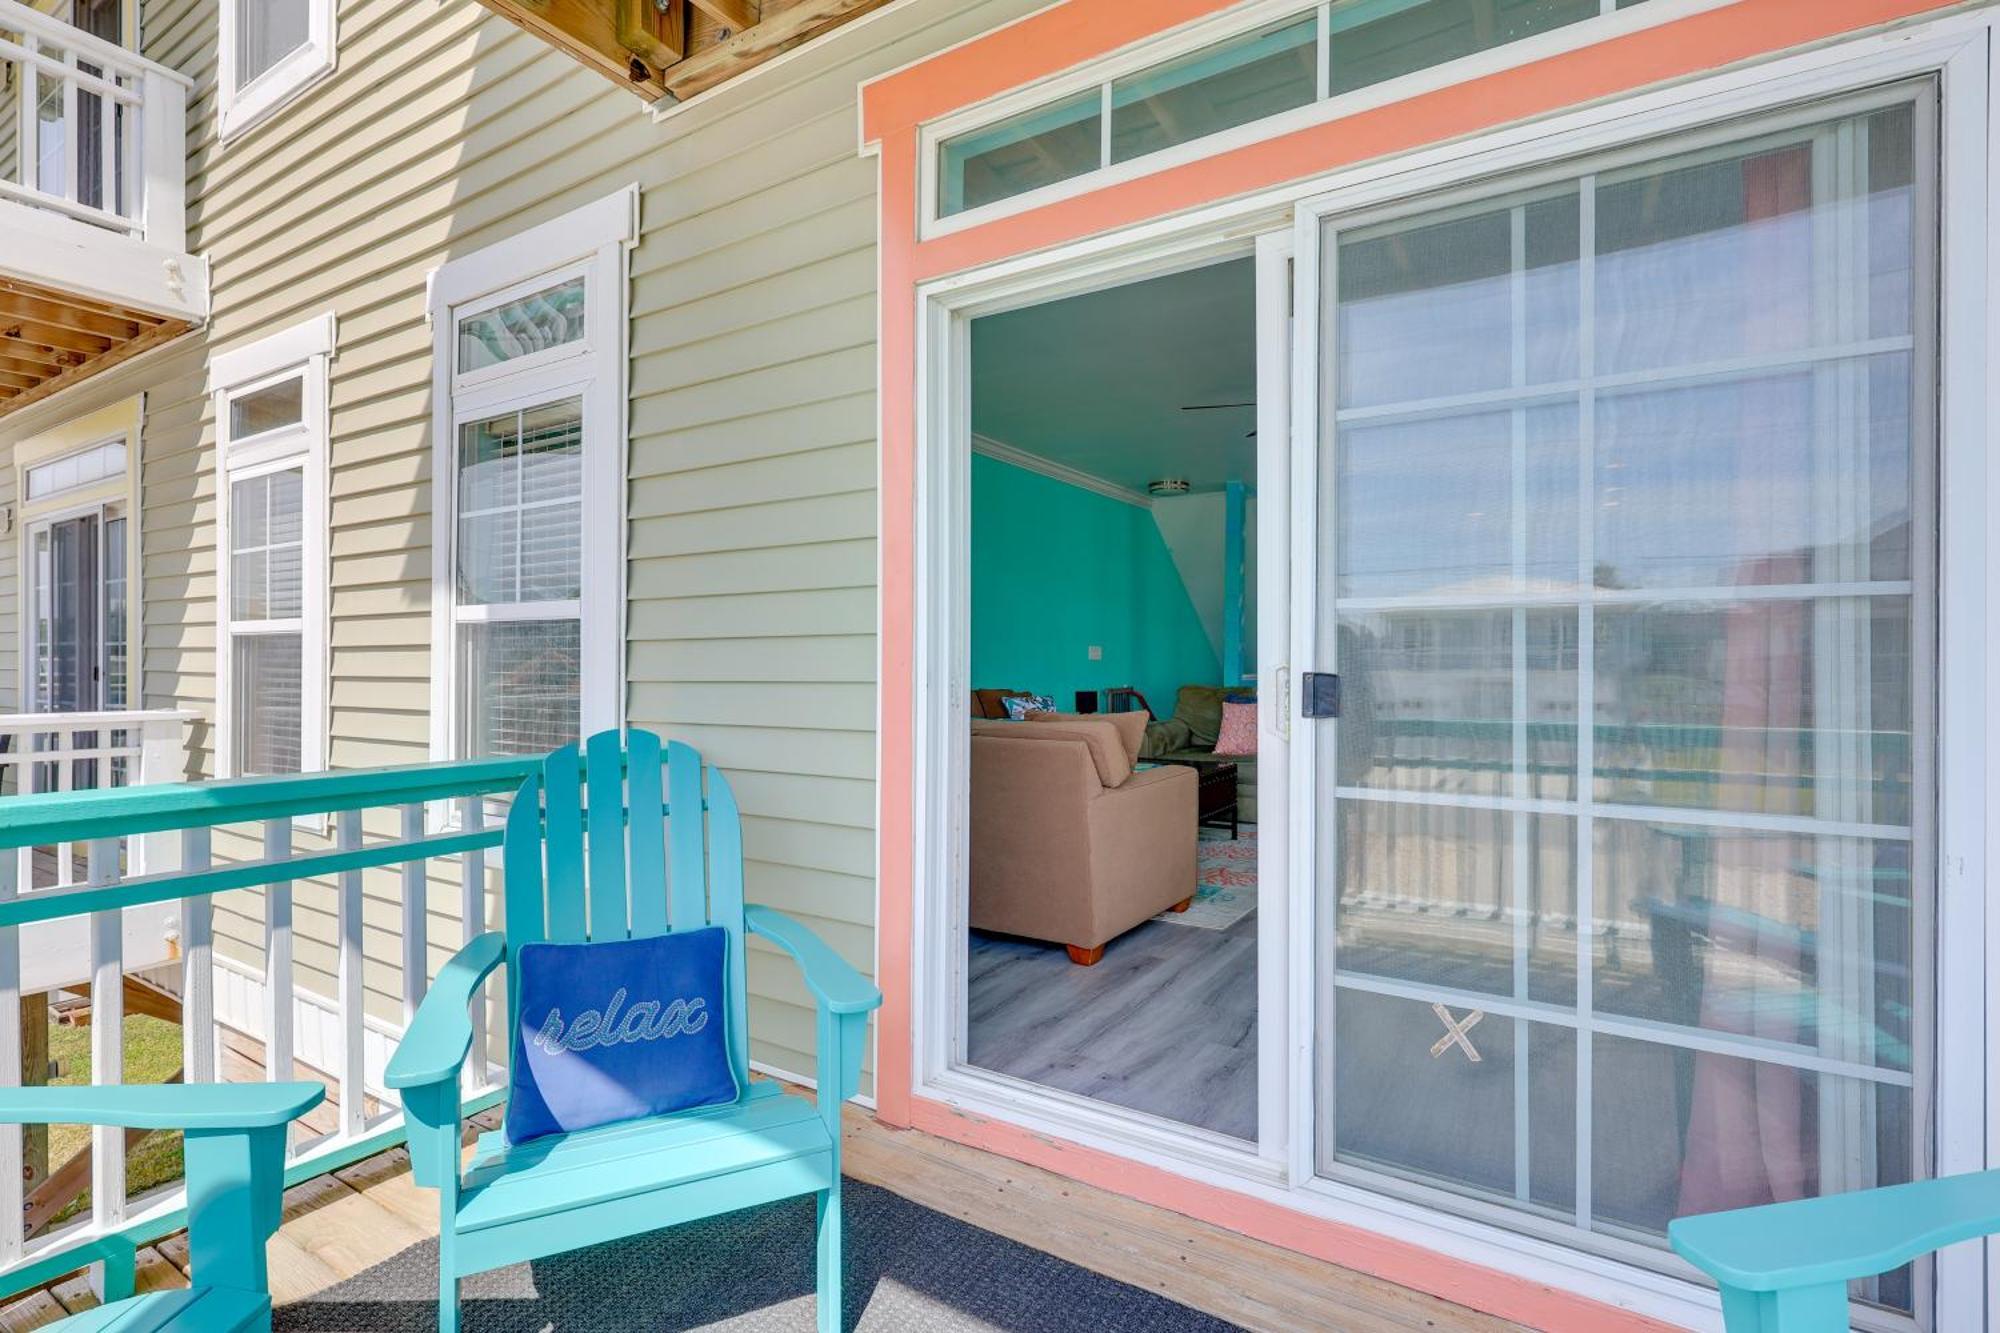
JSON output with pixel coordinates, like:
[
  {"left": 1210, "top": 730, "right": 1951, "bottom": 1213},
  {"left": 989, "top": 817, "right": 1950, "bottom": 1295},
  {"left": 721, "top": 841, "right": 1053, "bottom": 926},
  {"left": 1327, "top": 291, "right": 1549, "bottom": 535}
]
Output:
[{"left": 530, "top": 988, "right": 710, "bottom": 1056}]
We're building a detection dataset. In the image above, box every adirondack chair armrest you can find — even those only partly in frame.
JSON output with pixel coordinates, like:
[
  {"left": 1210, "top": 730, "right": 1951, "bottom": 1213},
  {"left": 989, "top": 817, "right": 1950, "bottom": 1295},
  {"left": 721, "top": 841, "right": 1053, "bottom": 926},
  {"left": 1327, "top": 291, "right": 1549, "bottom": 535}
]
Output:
[
  {"left": 0, "top": 1232, "right": 136, "bottom": 1308},
  {"left": 1669, "top": 1168, "right": 2000, "bottom": 1296},
  {"left": 386, "top": 930, "right": 508, "bottom": 1091},
  {"left": 745, "top": 906, "right": 883, "bottom": 1016},
  {"left": 0, "top": 1082, "right": 324, "bottom": 1130}
]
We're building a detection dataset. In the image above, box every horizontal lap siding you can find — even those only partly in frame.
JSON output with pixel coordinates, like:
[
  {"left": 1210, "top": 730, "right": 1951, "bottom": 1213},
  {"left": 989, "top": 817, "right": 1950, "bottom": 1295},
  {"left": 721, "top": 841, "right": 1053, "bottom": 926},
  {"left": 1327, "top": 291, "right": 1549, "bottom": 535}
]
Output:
[
  {"left": 623, "top": 0, "right": 1043, "bottom": 1088},
  {"left": 129, "top": 0, "right": 1039, "bottom": 1090}
]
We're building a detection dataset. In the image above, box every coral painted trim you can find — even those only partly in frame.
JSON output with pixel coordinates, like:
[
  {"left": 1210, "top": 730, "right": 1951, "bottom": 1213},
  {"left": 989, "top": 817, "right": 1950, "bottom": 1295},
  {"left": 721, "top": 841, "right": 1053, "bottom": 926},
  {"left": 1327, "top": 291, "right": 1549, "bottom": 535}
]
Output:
[
  {"left": 906, "top": 1095, "right": 1685, "bottom": 1333},
  {"left": 867, "top": 0, "right": 1963, "bottom": 1327}
]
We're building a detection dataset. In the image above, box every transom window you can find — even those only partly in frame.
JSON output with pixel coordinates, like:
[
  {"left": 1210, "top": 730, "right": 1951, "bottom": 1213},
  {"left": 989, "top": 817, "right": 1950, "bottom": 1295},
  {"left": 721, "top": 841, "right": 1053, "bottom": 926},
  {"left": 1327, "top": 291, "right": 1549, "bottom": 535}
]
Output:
[{"left": 935, "top": 0, "right": 1657, "bottom": 221}]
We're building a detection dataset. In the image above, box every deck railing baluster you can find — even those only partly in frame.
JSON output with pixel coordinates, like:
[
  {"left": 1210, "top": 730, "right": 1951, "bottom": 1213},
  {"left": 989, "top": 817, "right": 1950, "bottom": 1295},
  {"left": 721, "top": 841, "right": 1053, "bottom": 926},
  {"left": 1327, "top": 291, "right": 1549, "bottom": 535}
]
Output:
[
  {"left": 87, "top": 836, "right": 124, "bottom": 1240},
  {"left": 0, "top": 848, "right": 22, "bottom": 1269},
  {"left": 400, "top": 804, "right": 426, "bottom": 1025},
  {"left": 460, "top": 796, "right": 488, "bottom": 1086},
  {"left": 179, "top": 827, "right": 215, "bottom": 1085},
  {"left": 336, "top": 810, "right": 366, "bottom": 1138},
  {"left": 262, "top": 820, "right": 294, "bottom": 1107},
  {"left": 0, "top": 752, "right": 535, "bottom": 1282}
]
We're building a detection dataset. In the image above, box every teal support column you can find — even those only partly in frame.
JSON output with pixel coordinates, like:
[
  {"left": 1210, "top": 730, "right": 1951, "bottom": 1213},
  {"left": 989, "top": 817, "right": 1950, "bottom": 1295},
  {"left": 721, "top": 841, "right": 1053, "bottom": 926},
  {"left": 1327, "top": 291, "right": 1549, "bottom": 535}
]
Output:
[{"left": 1222, "top": 481, "right": 1246, "bottom": 686}]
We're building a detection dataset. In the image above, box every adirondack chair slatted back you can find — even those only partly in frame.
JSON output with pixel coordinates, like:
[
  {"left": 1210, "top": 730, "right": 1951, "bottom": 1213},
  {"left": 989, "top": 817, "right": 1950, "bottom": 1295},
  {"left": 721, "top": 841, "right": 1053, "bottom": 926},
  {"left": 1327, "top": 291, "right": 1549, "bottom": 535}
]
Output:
[{"left": 502, "top": 730, "right": 750, "bottom": 1092}]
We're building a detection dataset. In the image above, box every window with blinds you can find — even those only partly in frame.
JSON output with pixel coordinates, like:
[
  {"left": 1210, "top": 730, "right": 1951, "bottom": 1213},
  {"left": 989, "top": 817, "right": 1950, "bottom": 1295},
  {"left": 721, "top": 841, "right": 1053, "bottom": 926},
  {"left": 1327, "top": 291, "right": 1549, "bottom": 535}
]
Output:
[
  {"left": 453, "top": 400, "right": 585, "bottom": 757},
  {"left": 432, "top": 196, "right": 630, "bottom": 770},
  {"left": 227, "top": 467, "right": 305, "bottom": 775},
  {"left": 213, "top": 313, "right": 332, "bottom": 781}
]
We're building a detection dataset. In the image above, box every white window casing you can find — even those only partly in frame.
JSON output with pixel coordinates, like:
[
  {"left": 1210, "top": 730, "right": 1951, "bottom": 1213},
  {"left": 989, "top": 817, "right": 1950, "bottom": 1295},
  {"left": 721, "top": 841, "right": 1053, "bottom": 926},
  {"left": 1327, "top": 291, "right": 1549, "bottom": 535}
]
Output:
[
  {"left": 426, "top": 185, "right": 636, "bottom": 772},
  {"left": 217, "top": 0, "right": 335, "bottom": 142},
  {"left": 211, "top": 313, "right": 332, "bottom": 782}
]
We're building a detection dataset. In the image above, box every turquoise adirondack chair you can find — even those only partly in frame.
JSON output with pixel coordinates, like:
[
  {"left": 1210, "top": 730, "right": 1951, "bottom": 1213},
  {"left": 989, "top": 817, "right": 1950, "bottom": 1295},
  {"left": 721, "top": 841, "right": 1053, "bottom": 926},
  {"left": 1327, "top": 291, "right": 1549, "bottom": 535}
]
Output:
[
  {"left": 0, "top": 1082, "right": 325, "bottom": 1331},
  {"left": 385, "top": 731, "right": 882, "bottom": 1333},
  {"left": 1671, "top": 1173, "right": 2000, "bottom": 1330}
]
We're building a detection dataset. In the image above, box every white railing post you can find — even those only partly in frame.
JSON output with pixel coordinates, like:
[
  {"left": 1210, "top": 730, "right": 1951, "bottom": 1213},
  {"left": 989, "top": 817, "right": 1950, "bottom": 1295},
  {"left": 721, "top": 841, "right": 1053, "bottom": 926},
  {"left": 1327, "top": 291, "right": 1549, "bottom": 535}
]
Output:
[
  {"left": 461, "top": 796, "right": 488, "bottom": 1086},
  {"left": 133, "top": 712, "right": 188, "bottom": 876},
  {"left": 400, "top": 804, "right": 427, "bottom": 1025},
  {"left": 87, "top": 836, "right": 124, "bottom": 1252},
  {"left": 137, "top": 64, "right": 183, "bottom": 248},
  {"left": 178, "top": 826, "right": 215, "bottom": 1085},
  {"left": 262, "top": 820, "right": 294, "bottom": 1098},
  {"left": 335, "top": 810, "right": 366, "bottom": 1138}
]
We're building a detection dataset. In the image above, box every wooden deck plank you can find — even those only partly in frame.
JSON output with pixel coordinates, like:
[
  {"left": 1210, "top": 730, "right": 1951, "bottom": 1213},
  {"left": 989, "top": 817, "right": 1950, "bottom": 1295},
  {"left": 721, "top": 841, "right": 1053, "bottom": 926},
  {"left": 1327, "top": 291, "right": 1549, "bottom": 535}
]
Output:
[
  {"left": 839, "top": 1110, "right": 1520, "bottom": 1333},
  {"left": 0, "top": 1094, "right": 1514, "bottom": 1332},
  {"left": 0, "top": 1291, "right": 69, "bottom": 1330}
]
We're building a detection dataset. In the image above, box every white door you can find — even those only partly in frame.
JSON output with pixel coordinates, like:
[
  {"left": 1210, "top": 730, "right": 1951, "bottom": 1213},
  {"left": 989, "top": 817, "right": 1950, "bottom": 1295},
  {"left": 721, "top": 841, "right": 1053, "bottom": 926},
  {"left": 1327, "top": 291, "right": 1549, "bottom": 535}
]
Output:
[{"left": 1293, "top": 86, "right": 1936, "bottom": 1319}]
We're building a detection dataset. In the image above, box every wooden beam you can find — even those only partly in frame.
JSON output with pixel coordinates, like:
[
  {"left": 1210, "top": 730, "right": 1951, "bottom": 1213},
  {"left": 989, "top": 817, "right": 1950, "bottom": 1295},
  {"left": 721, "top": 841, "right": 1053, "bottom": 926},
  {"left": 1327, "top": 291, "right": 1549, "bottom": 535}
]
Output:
[
  {"left": 663, "top": 0, "right": 893, "bottom": 100},
  {"left": 0, "top": 294, "right": 145, "bottom": 342},
  {"left": 0, "top": 318, "right": 191, "bottom": 421},
  {"left": 617, "top": 0, "right": 686, "bottom": 71},
  {"left": 473, "top": 0, "right": 674, "bottom": 98},
  {"left": 686, "top": 0, "right": 754, "bottom": 32},
  {"left": 1, "top": 323, "right": 112, "bottom": 356}
]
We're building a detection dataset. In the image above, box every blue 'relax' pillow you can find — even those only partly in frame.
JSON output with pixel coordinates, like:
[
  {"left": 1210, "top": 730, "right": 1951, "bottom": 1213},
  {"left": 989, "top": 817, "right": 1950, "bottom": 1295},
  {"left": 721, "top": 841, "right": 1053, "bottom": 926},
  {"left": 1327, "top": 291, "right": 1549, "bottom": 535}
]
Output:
[{"left": 505, "top": 926, "right": 740, "bottom": 1144}]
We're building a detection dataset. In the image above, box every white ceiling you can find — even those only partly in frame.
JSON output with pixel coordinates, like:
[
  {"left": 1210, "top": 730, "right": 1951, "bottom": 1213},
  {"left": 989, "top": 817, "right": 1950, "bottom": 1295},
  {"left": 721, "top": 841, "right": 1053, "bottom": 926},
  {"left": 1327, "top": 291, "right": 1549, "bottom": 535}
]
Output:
[{"left": 970, "top": 257, "right": 1257, "bottom": 494}]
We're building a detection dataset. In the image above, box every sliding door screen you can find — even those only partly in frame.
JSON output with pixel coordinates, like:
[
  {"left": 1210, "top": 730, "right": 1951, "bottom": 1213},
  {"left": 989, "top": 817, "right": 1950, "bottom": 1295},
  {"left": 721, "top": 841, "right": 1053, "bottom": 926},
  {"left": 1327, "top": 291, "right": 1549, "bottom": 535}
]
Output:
[{"left": 1314, "top": 90, "right": 1934, "bottom": 1310}]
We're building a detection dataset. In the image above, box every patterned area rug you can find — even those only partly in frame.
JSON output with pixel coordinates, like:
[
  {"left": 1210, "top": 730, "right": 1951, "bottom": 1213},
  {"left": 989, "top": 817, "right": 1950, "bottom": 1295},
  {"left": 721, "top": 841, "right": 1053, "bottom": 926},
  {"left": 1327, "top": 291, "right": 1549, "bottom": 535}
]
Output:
[
  {"left": 275, "top": 1179, "right": 1240, "bottom": 1331},
  {"left": 1155, "top": 827, "right": 1257, "bottom": 931}
]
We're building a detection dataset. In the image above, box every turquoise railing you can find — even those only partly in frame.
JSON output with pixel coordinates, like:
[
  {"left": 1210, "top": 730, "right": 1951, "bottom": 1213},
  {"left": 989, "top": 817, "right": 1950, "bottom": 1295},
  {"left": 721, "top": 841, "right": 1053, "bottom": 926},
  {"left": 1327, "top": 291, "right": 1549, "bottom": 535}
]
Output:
[{"left": 0, "top": 753, "right": 538, "bottom": 1293}]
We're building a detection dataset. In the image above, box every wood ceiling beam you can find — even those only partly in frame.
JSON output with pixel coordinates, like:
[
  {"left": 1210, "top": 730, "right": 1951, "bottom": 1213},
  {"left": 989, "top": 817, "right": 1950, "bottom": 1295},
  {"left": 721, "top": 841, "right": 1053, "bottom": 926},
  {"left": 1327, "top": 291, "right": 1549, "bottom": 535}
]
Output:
[
  {"left": 0, "top": 294, "right": 144, "bottom": 342},
  {"left": 664, "top": 0, "right": 893, "bottom": 100},
  {"left": 0, "top": 280, "right": 164, "bottom": 327},
  {"left": 0, "top": 354, "right": 61, "bottom": 378},
  {"left": 686, "top": 0, "right": 754, "bottom": 33},
  {"left": 0, "top": 340, "right": 74, "bottom": 371},
  {"left": 0, "top": 318, "right": 190, "bottom": 421},
  {"left": 0, "top": 322, "right": 113, "bottom": 356},
  {"left": 0, "top": 370, "right": 38, "bottom": 391},
  {"left": 474, "top": 0, "right": 675, "bottom": 98}
]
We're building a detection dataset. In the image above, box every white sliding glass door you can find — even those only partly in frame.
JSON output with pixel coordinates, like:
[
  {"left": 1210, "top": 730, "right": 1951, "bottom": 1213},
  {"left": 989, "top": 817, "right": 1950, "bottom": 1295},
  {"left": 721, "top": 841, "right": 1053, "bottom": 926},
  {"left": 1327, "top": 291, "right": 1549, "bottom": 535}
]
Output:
[{"left": 1302, "top": 88, "right": 1935, "bottom": 1313}]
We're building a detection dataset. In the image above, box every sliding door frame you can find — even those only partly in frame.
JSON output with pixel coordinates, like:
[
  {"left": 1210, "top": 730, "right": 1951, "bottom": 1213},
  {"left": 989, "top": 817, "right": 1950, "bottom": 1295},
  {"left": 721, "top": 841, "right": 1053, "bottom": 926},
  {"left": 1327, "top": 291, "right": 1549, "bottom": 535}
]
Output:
[
  {"left": 908, "top": 11, "right": 1997, "bottom": 1328},
  {"left": 1284, "top": 23, "right": 1989, "bottom": 1331},
  {"left": 912, "top": 222, "right": 1297, "bottom": 1183}
]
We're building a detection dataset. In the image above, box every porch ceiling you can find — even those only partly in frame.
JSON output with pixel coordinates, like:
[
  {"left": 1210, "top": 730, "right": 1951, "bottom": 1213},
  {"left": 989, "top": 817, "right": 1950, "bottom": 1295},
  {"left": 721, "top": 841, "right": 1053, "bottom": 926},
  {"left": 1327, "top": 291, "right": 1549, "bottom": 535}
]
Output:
[
  {"left": 472, "top": 0, "right": 896, "bottom": 103},
  {"left": 0, "top": 278, "right": 192, "bottom": 421}
]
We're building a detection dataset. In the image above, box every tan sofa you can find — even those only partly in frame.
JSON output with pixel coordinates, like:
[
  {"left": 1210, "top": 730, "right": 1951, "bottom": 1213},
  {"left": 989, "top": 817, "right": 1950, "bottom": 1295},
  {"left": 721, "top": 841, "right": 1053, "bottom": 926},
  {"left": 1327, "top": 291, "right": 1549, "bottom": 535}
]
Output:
[{"left": 969, "top": 712, "right": 1197, "bottom": 965}]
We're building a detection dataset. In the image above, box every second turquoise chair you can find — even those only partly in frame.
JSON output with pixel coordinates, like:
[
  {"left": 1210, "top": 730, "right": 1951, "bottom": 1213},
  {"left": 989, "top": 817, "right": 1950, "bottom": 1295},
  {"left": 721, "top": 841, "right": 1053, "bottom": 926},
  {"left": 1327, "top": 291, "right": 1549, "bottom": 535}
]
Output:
[
  {"left": 1672, "top": 1172, "right": 2000, "bottom": 1330},
  {"left": 386, "top": 731, "right": 882, "bottom": 1333},
  {"left": 0, "top": 1081, "right": 325, "bottom": 1332}
]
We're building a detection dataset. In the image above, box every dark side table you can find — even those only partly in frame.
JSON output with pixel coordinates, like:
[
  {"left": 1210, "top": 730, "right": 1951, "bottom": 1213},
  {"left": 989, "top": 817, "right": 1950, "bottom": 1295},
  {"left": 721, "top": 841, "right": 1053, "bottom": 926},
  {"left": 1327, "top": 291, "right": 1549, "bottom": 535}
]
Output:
[{"left": 1154, "top": 757, "right": 1239, "bottom": 839}]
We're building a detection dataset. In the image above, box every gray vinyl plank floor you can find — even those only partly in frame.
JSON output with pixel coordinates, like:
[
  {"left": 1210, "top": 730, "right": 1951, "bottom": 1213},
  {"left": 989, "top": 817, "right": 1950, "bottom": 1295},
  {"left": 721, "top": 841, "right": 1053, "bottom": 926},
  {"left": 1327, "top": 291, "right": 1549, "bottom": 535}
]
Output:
[{"left": 966, "top": 907, "right": 1257, "bottom": 1141}]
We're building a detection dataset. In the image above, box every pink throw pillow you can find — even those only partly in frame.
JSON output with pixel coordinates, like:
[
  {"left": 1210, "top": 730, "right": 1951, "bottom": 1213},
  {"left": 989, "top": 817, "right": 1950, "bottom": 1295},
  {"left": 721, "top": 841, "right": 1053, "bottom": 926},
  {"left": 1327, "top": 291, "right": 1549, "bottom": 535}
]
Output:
[{"left": 1213, "top": 700, "right": 1257, "bottom": 757}]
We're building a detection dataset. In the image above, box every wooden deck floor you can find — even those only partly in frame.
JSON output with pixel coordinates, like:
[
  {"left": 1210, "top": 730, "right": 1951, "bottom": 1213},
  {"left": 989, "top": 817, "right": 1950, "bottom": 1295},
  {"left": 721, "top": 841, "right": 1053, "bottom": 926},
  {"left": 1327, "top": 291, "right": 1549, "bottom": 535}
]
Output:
[{"left": 0, "top": 1094, "right": 1519, "bottom": 1333}]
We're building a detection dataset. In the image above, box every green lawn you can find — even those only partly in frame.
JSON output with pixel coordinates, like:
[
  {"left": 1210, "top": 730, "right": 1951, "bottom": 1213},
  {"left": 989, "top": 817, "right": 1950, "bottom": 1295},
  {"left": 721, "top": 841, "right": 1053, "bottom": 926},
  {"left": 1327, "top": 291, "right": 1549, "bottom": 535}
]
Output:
[{"left": 42, "top": 1012, "right": 186, "bottom": 1229}]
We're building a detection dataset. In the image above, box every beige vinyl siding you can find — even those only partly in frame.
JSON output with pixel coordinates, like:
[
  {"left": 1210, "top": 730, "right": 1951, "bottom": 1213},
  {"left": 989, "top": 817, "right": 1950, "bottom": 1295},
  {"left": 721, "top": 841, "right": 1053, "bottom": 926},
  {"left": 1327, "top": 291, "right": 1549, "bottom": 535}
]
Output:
[{"left": 128, "top": 0, "right": 1041, "bottom": 1088}]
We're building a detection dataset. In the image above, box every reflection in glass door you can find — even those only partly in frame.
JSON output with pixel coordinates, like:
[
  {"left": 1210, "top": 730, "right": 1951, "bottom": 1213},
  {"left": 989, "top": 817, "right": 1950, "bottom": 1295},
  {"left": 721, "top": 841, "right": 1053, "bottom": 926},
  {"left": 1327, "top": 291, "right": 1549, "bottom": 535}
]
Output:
[{"left": 1311, "top": 92, "right": 1934, "bottom": 1311}]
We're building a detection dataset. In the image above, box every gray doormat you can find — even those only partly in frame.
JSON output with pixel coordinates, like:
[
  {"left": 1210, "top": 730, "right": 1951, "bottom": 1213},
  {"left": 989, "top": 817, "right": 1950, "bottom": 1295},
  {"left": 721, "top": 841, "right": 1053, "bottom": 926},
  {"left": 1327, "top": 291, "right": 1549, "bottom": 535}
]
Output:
[{"left": 274, "top": 1179, "right": 1243, "bottom": 1331}]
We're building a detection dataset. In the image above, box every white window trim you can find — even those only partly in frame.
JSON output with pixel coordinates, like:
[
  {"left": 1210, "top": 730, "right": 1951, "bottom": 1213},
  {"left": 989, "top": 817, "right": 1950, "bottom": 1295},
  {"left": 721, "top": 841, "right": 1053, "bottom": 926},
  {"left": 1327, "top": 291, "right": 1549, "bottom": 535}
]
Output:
[
  {"left": 216, "top": 0, "right": 335, "bottom": 143},
  {"left": 426, "top": 185, "right": 636, "bottom": 774},
  {"left": 914, "top": 0, "right": 1742, "bottom": 240},
  {"left": 906, "top": 12, "right": 1998, "bottom": 1332},
  {"left": 211, "top": 313, "right": 332, "bottom": 783}
]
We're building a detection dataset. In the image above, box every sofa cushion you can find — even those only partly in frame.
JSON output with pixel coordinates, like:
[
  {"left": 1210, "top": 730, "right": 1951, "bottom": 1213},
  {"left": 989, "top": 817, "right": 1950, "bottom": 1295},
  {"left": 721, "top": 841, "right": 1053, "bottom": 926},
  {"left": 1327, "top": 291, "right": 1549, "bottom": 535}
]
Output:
[
  {"left": 1030, "top": 709, "right": 1145, "bottom": 763},
  {"left": 974, "top": 717, "right": 1132, "bottom": 788},
  {"left": 1170, "top": 683, "right": 1256, "bottom": 748},
  {"left": 1214, "top": 700, "right": 1258, "bottom": 757},
  {"left": 972, "top": 688, "right": 1033, "bottom": 720}
]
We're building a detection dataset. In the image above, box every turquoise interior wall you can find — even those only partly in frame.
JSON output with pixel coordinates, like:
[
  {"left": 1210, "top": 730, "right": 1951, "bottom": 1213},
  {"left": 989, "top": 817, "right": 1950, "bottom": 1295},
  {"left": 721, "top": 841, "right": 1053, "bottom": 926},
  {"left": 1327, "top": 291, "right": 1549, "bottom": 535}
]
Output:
[{"left": 972, "top": 454, "right": 1221, "bottom": 713}]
